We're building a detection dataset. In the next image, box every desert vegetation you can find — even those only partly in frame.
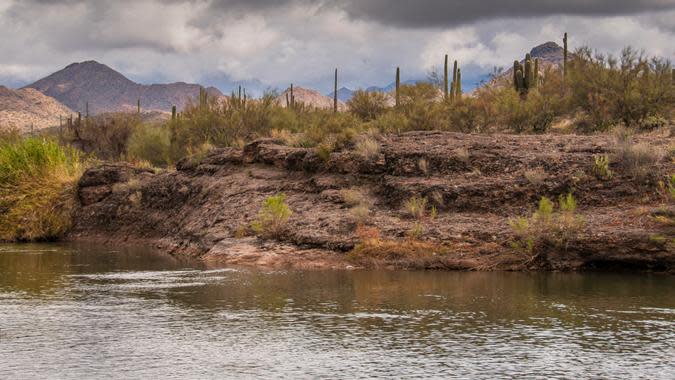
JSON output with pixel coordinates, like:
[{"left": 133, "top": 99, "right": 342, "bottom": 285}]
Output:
[{"left": 0, "top": 135, "right": 84, "bottom": 241}]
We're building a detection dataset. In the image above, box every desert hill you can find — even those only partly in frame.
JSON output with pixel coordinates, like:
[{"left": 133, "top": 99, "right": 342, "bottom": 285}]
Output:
[
  {"left": 0, "top": 86, "right": 73, "bottom": 133},
  {"left": 25, "top": 61, "right": 223, "bottom": 115}
]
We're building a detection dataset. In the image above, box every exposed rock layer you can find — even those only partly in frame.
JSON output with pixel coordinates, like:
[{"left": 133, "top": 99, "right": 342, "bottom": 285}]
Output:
[{"left": 70, "top": 132, "right": 674, "bottom": 271}]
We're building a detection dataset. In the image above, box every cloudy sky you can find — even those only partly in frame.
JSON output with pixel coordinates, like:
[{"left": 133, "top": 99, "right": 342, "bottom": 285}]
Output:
[{"left": 0, "top": 0, "right": 673, "bottom": 94}]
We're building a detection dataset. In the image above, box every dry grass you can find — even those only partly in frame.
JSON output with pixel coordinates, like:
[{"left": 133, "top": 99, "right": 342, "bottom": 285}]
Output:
[
  {"left": 615, "top": 140, "right": 663, "bottom": 180},
  {"left": 354, "top": 135, "right": 380, "bottom": 160},
  {"left": 524, "top": 167, "right": 548, "bottom": 185},
  {"left": 454, "top": 147, "right": 470, "bottom": 164}
]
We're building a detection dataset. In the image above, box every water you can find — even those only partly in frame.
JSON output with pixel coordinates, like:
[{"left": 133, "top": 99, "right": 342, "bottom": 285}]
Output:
[{"left": 1, "top": 243, "right": 673, "bottom": 379}]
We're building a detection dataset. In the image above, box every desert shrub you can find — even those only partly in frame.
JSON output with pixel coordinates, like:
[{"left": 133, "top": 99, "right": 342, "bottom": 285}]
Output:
[
  {"left": 614, "top": 136, "right": 663, "bottom": 181},
  {"left": 524, "top": 167, "right": 548, "bottom": 185},
  {"left": 347, "top": 90, "right": 389, "bottom": 121},
  {"left": 127, "top": 124, "right": 172, "bottom": 167},
  {"left": 354, "top": 135, "right": 380, "bottom": 160},
  {"left": 418, "top": 158, "right": 429, "bottom": 176},
  {"left": 445, "top": 97, "right": 483, "bottom": 132},
  {"left": 659, "top": 175, "right": 675, "bottom": 202},
  {"left": 62, "top": 113, "right": 140, "bottom": 160},
  {"left": 509, "top": 194, "right": 585, "bottom": 261},
  {"left": 0, "top": 137, "right": 84, "bottom": 241},
  {"left": 340, "top": 187, "right": 371, "bottom": 207},
  {"left": 251, "top": 193, "right": 293, "bottom": 238},
  {"left": 568, "top": 46, "right": 674, "bottom": 130},
  {"left": 341, "top": 187, "right": 374, "bottom": 225},
  {"left": 593, "top": 155, "right": 613, "bottom": 180},
  {"left": 404, "top": 196, "right": 429, "bottom": 220},
  {"left": 368, "top": 111, "right": 409, "bottom": 134}
]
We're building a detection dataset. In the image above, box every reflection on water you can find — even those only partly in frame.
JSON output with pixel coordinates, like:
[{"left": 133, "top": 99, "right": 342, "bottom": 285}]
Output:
[{"left": 1, "top": 243, "right": 674, "bottom": 379}]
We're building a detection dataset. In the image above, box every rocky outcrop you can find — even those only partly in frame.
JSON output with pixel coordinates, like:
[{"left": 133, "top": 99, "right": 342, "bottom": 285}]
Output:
[{"left": 70, "top": 132, "right": 675, "bottom": 271}]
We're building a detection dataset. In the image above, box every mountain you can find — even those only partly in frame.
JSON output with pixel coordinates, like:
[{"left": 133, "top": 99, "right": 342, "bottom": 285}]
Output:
[
  {"left": 500, "top": 41, "right": 566, "bottom": 79},
  {"left": 24, "top": 61, "right": 223, "bottom": 115},
  {"left": 327, "top": 87, "right": 355, "bottom": 103},
  {"left": 276, "top": 86, "right": 347, "bottom": 111},
  {"left": 0, "top": 86, "right": 72, "bottom": 133}
]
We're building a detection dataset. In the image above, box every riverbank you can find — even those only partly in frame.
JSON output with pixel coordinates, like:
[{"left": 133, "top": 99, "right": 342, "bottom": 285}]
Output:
[{"left": 68, "top": 131, "right": 675, "bottom": 271}]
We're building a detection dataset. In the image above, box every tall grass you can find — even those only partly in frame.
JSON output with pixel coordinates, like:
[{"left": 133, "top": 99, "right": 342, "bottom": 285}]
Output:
[{"left": 0, "top": 137, "right": 84, "bottom": 241}]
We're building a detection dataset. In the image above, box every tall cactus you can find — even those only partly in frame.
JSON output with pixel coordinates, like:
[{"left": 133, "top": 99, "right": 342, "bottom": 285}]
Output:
[
  {"left": 455, "top": 68, "right": 462, "bottom": 99},
  {"left": 333, "top": 68, "right": 338, "bottom": 113},
  {"left": 451, "top": 60, "right": 458, "bottom": 102},
  {"left": 290, "top": 84, "right": 295, "bottom": 109},
  {"left": 85, "top": 102, "right": 89, "bottom": 118},
  {"left": 171, "top": 106, "right": 177, "bottom": 121},
  {"left": 137, "top": 98, "right": 140, "bottom": 114},
  {"left": 563, "top": 32, "right": 568, "bottom": 80},
  {"left": 523, "top": 53, "right": 532, "bottom": 89},
  {"left": 444, "top": 54, "right": 449, "bottom": 101},
  {"left": 533, "top": 58, "right": 539, "bottom": 88},
  {"left": 395, "top": 67, "right": 400, "bottom": 107}
]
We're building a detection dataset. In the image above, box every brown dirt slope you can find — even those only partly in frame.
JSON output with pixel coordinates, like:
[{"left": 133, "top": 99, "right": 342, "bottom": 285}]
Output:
[
  {"left": 70, "top": 132, "right": 675, "bottom": 271},
  {"left": 0, "top": 86, "right": 73, "bottom": 133}
]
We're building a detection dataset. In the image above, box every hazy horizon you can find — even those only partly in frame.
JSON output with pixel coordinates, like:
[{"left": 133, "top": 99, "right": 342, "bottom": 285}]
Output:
[{"left": 1, "top": 0, "right": 673, "bottom": 95}]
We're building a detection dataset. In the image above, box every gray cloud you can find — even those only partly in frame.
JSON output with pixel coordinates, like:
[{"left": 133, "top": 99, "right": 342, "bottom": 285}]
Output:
[
  {"left": 336, "top": 0, "right": 675, "bottom": 28},
  {"left": 0, "top": 0, "right": 673, "bottom": 94}
]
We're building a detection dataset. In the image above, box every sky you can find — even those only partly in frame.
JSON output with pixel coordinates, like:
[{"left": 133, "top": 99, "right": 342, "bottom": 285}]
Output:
[{"left": 0, "top": 0, "right": 673, "bottom": 95}]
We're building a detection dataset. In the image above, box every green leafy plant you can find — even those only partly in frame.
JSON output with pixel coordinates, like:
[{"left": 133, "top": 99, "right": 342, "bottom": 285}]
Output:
[
  {"left": 251, "top": 193, "right": 293, "bottom": 238},
  {"left": 509, "top": 194, "right": 585, "bottom": 264},
  {"left": 593, "top": 155, "right": 613, "bottom": 180}
]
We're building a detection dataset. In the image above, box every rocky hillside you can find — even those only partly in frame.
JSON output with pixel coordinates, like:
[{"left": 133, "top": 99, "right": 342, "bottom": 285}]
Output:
[
  {"left": 276, "top": 86, "right": 347, "bottom": 111},
  {"left": 25, "top": 61, "right": 223, "bottom": 115},
  {"left": 71, "top": 132, "right": 674, "bottom": 271},
  {"left": 0, "top": 86, "right": 72, "bottom": 132}
]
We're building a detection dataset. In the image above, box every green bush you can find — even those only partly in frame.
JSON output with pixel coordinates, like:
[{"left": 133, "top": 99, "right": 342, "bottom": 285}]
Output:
[
  {"left": 127, "top": 124, "right": 172, "bottom": 167},
  {"left": 509, "top": 194, "right": 585, "bottom": 260},
  {"left": 568, "top": 47, "right": 674, "bottom": 130},
  {"left": 251, "top": 193, "right": 293, "bottom": 238},
  {"left": 347, "top": 90, "right": 389, "bottom": 121}
]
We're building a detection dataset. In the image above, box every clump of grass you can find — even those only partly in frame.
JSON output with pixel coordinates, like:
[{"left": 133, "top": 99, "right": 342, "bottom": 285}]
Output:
[
  {"left": 524, "top": 167, "right": 548, "bottom": 185},
  {"left": 340, "top": 187, "right": 374, "bottom": 225},
  {"left": 593, "top": 155, "right": 613, "bottom": 180},
  {"left": 0, "top": 138, "right": 84, "bottom": 241},
  {"left": 403, "top": 195, "right": 437, "bottom": 238},
  {"left": 659, "top": 175, "right": 675, "bottom": 202},
  {"left": 454, "top": 147, "right": 470, "bottom": 164},
  {"left": 614, "top": 133, "right": 663, "bottom": 181},
  {"left": 251, "top": 193, "right": 293, "bottom": 238},
  {"left": 354, "top": 135, "right": 380, "bottom": 160},
  {"left": 509, "top": 193, "right": 585, "bottom": 263},
  {"left": 418, "top": 158, "right": 429, "bottom": 176}
]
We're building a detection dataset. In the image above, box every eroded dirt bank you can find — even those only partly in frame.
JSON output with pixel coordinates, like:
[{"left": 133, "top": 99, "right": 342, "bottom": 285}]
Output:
[{"left": 69, "top": 132, "right": 675, "bottom": 271}]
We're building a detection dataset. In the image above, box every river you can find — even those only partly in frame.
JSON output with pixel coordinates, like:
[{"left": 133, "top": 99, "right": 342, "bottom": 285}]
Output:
[{"left": 1, "top": 243, "right": 673, "bottom": 379}]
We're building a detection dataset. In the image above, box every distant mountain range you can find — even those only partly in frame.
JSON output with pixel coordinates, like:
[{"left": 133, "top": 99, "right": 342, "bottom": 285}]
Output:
[
  {"left": 0, "top": 41, "right": 567, "bottom": 131},
  {"left": 0, "top": 86, "right": 72, "bottom": 133},
  {"left": 24, "top": 61, "right": 223, "bottom": 115}
]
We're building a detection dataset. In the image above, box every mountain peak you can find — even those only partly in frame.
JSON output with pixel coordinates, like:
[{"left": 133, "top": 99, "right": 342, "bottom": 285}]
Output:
[
  {"left": 25, "top": 60, "right": 223, "bottom": 114},
  {"left": 529, "top": 42, "right": 564, "bottom": 64}
]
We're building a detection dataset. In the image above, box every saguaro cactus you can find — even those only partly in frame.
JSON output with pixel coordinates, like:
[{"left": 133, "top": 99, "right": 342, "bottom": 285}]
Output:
[
  {"left": 290, "top": 84, "right": 295, "bottom": 108},
  {"left": 514, "top": 53, "right": 537, "bottom": 94},
  {"left": 444, "top": 54, "right": 449, "bottom": 101},
  {"left": 171, "top": 106, "right": 177, "bottom": 121},
  {"left": 395, "top": 67, "right": 400, "bottom": 107},
  {"left": 563, "top": 32, "right": 568, "bottom": 80},
  {"left": 334, "top": 68, "right": 338, "bottom": 113},
  {"left": 137, "top": 98, "right": 140, "bottom": 114},
  {"left": 455, "top": 68, "right": 462, "bottom": 99},
  {"left": 451, "top": 60, "right": 458, "bottom": 101},
  {"left": 533, "top": 58, "right": 540, "bottom": 88}
]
